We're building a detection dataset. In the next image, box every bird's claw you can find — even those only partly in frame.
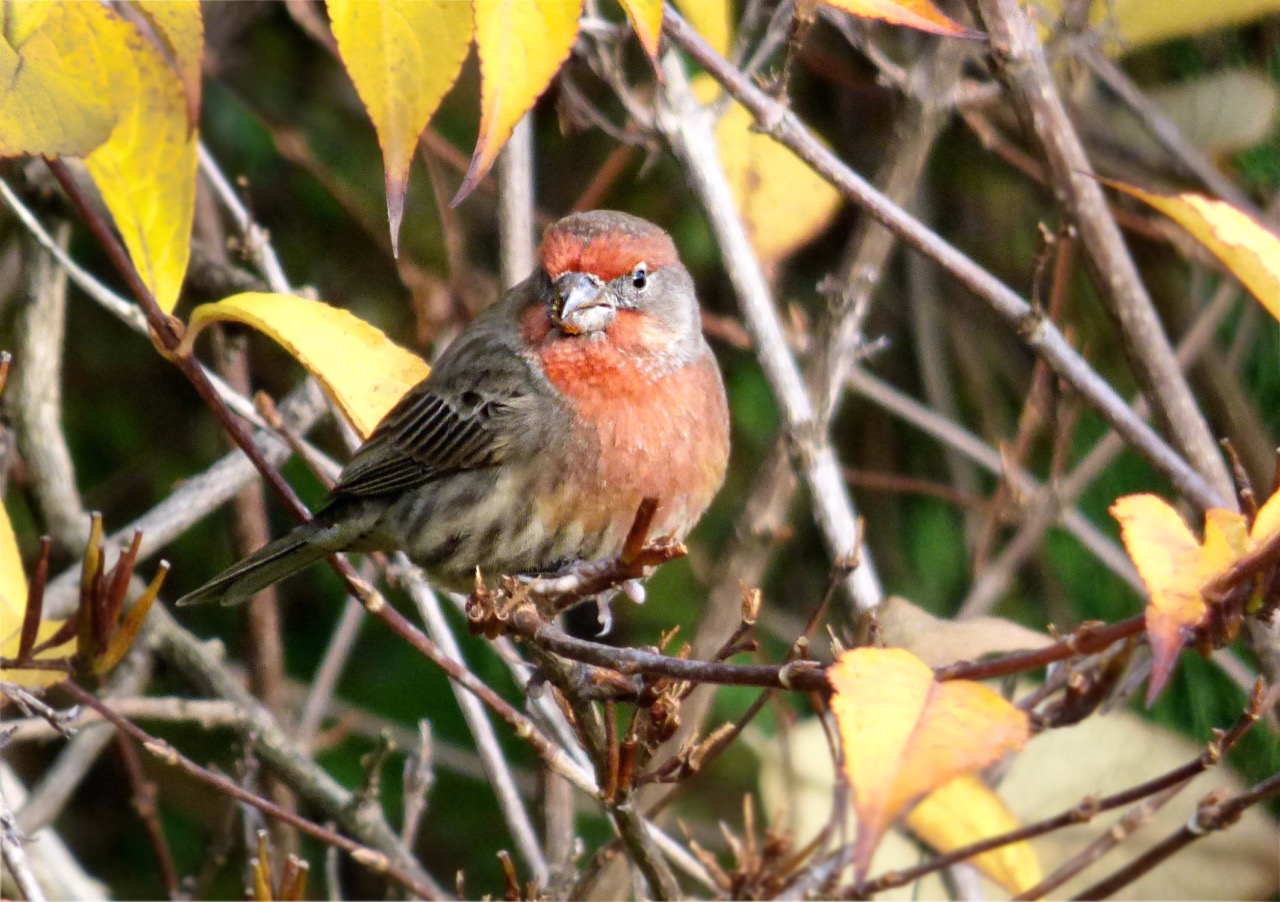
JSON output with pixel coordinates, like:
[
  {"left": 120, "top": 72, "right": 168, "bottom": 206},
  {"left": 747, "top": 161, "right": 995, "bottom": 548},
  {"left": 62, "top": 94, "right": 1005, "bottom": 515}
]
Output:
[{"left": 594, "top": 579, "right": 647, "bottom": 636}]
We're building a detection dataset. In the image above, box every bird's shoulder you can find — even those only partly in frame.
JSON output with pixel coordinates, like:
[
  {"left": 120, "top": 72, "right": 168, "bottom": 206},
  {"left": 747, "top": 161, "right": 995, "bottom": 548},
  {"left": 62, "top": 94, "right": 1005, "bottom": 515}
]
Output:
[{"left": 328, "top": 281, "right": 564, "bottom": 501}]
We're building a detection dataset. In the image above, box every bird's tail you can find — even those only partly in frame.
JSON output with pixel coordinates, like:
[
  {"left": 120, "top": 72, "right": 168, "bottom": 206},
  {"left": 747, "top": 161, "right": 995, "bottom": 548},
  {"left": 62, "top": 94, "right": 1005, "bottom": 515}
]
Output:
[{"left": 176, "top": 516, "right": 353, "bottom": 607}]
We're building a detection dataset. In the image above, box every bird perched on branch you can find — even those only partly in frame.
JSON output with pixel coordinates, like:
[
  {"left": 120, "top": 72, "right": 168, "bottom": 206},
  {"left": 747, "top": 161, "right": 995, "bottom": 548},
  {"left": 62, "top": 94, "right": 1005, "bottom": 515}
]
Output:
[{"left": 178, "top": 210, "right": 730, "bottom": 610}]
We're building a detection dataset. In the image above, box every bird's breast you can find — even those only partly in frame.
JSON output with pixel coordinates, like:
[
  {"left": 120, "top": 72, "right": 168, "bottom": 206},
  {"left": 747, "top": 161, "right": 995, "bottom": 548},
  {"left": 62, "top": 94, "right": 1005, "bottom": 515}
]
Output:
[{"left": 530, "top": 328, "right": 730, "bottom": 549}]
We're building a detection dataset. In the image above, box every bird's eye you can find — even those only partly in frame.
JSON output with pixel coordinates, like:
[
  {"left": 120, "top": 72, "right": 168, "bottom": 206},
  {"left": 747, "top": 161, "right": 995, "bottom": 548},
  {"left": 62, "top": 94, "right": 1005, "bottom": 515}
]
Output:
[{"left": 632, "top": 264, "right": 648, "bottom": 290}]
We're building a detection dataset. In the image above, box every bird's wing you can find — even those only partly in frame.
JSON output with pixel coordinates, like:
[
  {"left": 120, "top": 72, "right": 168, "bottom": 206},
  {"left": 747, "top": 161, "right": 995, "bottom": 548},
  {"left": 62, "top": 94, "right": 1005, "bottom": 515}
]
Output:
[{"left": 328, "top": 388, "right": 512, "bottom": 500}]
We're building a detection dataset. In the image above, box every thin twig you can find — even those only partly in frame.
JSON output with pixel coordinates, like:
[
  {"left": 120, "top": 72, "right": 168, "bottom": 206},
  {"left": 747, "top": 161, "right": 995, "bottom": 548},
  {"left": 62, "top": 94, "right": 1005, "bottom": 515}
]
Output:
[
  {"left": 17, "top": 639, "right": 154, "bottom": 831},
  {"left": 396, "top": 561, "right": 551, "bottom": 881},
  {"left": 146, "top": 605, "right": 446, "bottom": 895},
  {"left": 198, "top": 143, "right": 293, "bottom": 294},
  {"left": 0, "top": 782, "right": 46, "bottom": 902},
  {"left": 655, "top": 50, "right": 883, "bottom": 612},
  {"left": 848, "top": 368, "right": 1141, "bottom": 591},
  {"left": 660, "top": 8, "right": 1223, "bottom": 512},
  {"left": 960, "top": 268, "right": 1246, "bottom": 614},
  {"left": 114, "top": 733, "right": 181, "bottom": 899},
  {"left": 498, "top": 113, "right": 536, "bottom": 291},
  {"left": 59, "top": 681, "right": 443, "bottom": 900},
  {"left": 1080, "top": 48, "right": 1256, "bottom": 211},
  {"left": 973, "top": 0, "right": 1231, "bottom": 500},
  {"left": 296, "top": 596, "right": 366, "bottom": 752},
  {"left": 1072, "top": 769, "right": 1280, "bottom": 900},
  {"left": 850, "top": 680, "right": 1265, "bottom": 895},
  {"left": 530, "top": 648, "right": 682, "bottom": 900},
  {"left": 6, "top": 697, "right": 243, "bottom": 742},
  {"left": 41, "top": 380, "right": 329, "bottom": 617}
]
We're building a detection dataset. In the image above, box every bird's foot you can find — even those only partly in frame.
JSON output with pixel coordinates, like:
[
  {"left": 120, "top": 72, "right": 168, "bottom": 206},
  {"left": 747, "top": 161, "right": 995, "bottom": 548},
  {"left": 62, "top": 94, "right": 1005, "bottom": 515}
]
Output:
[
  {"left": 518, "top": 557, "right": 615, "bottom": 595},
  {"left": 518, "top": 559, "right": 648, "bottom": 635},
  {"left": 594, "top": 579, "right": 647, "bottom": 636}
]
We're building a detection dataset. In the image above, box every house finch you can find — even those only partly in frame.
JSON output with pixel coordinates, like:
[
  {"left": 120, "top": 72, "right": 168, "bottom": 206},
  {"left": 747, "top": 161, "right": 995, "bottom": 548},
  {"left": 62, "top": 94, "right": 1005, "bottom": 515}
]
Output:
[{"left": 178, "top": 211, "right": 730, "bottom": 607}]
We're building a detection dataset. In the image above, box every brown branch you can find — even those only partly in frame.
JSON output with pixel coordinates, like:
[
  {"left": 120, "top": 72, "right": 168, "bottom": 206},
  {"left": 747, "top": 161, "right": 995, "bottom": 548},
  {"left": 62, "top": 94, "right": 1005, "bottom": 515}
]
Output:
[
  {"left": 114, "top": 733, "right": 180, "bottom": 899},
  {"left": 489, "top": 599, "right": 1147, "bottom": 695},
  {"left": 973, "top": 0, "right": 1231, "bottom": 500},
  {"left": 660, "top": 8, "right": 1223, "bottom": 513},
  {"left": 844, "top": 468, "right": 997, "bottom": 515},
  {"left": 934, "top": 616, "right": 1144, "bottom": 681},
  {"left": 60, "top": 681, "right": 443, "bottom": 900},
  {"left": 0, "top": 781, "right": 46, "bottom": 902},
  {"left": 525, "top": 647, "right": 681, "bottom": 900},
  {"left": 510, "top": 604, "right": 827, "bottom": 691},
  {"left": 1070, "top": 769, "right": 1280, "bottom": 901}
]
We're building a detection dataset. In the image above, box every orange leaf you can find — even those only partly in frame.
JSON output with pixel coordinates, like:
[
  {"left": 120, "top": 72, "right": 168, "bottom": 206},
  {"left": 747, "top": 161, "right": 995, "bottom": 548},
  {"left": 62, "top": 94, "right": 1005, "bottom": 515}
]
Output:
[
  {"left": 454, "top": 0, "right": 583, "bottom": 205},
  {"left": 827, "top": 647, "right": 1030, "bottom": 880},
  {"left": 820, "top": 0, "right": 981, "bottom": 38},
  {"left": 619, "top": 0, "right": 663, "bottom": 64},
  {"left": 1111, "top": 495, "right": 1244, "bottom": 704},
  {"left": 329, "top": 0, "right": 473, "bottom": 254},
  {"left": 1105, "top": 181, "right": 1280, "bottom": 325}
]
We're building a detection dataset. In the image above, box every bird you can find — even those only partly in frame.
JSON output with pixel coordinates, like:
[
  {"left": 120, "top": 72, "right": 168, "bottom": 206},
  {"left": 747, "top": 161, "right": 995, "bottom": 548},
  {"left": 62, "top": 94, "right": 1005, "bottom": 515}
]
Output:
[{"left": 177, "top": 210, "right": 731, "bottom": 609}]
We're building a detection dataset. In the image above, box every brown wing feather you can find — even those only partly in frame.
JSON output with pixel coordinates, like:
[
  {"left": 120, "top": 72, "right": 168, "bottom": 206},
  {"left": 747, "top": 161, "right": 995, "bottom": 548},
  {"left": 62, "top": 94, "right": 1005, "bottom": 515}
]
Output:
[{"left": 329, "top": 390, "right": 507, "bottom": 500}]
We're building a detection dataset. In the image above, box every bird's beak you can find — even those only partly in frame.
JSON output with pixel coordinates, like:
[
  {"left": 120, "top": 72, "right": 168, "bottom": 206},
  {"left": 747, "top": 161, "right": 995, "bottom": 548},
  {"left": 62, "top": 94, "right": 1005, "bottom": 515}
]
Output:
[{"left": 553, "top": 272, "right": 614, "bottom": 335}]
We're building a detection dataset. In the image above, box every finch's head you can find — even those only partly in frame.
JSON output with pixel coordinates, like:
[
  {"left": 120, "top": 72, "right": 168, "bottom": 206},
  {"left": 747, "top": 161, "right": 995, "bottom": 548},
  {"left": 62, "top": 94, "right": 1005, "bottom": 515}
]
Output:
[{"left": 538, "top": 211, "right": 697, "bottom": 342}]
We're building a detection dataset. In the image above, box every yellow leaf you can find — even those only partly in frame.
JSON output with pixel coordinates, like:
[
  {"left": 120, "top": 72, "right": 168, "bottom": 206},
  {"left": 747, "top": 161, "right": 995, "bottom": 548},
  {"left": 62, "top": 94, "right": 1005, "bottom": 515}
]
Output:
[
  {"left": 1251, "top": 489, "right": 1280, "bottom": 544},
  {"left": 182, "top": 292, "right": 430, "bottom": 438},
  {"left": 131, "top": 0, "right": 204, "bottom": 130},
  {"left": 821, "top": 0, "right": 980, "bottom": 38},
  {"left": 456, "top": 0, "right": 583, "bottom": 204},
  {"left": 0, "top": 2, "right": 127, "bottom": 157},
  {"left": 905, "top": 775, "right": 1041, "bottom": 894},
  {"left": 329, "top": 0, "right": 473, "bottom": 254},
  {"left": 827, "top": 647, "right": 1030, "bottom": 880},
  {"left": 1, "top": 1, "right": 51, "bottom": 44},
  {"left": 1106, "top": 181, "right": 1280, "bottom": 325},
  {"left": 673, "top": 0, "right": 731, "bottom": 56},
  {"left": 1111, "top": 495, "right": 1244, "bottom": 704},
  {"left": 693, "top": 75, "right": 842, "bottom": 262},
  {"left": 619, "top": 0, "right": 663, "bottom": 62},
  {"left": 1036, "top": 0, "right": 1280, "bottom": 53},
  {"left": 0, "top": 500, "right": 73, "bottom": 689},
  {"left": 0, "top": 500, "right": 27, "bottom": 624},
  {"left": 83, "top": 4, "right": 200, "bottom": 313}
]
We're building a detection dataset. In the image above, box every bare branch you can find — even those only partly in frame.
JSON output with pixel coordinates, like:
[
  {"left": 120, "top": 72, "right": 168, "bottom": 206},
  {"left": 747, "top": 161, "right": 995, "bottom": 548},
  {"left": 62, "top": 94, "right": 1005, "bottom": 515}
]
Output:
[
  {"left": 973, "top": 0, "right": 1231, "bottom": 500},
  {"left": 60, "top": 681, "right": 443, "bottom": 900},
  {"left": 655, "top": 50, "right": 884, "bottom": 612},
  {"left": 660, "top": 8, "right": 1224, "bottom": 512}
]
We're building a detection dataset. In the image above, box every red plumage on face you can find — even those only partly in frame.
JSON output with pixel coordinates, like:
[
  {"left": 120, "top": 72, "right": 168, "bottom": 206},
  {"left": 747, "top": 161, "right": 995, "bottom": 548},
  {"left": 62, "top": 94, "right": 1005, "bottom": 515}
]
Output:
[{"left": 539, "top": 219, "right": 678, "bottom": 282}]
